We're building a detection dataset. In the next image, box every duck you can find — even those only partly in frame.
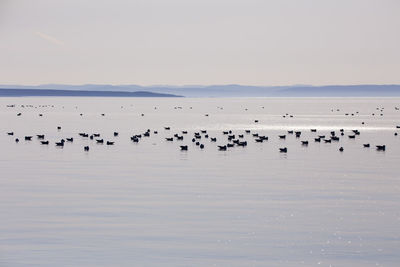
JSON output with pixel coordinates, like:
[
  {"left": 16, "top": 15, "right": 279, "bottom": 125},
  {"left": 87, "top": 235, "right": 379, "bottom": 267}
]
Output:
[
  {"left": 339, "top": 147, "right": 344, "bottom": 152},
  {"left": 301, "top": 141, "right": 309, "bottom": 146},
  {"left": 7, "top": 132, "right": 14, "bottom": 136},
  {"left": 106, "top": 141, "right": 114, "bottom": 145},
  {"left": 84, "top": 146, "right": 89, "bottom": 151},
  {"left": 218, "top": 145, "right": 227, "bottom": 151},
  {"left": 279, "top": 135, "right": 286, "bottom": 139},
  {"left": 15, "top": 138, "right": 19, "bottom": 143},
  {"left": 314, "top": 137, "right": 321, "bottom": 142},
  {"left": 41, "top": 141, "right": 49, "bottom": 145},
  {"left": 210, "top": 138, "right": 217, "bottom": 142},
  {"left": 200, "top": 144, "right": 204, "bottom": 149},
  {"left": 376, "top": 145, "right": 386, "bottom": 151},
  {"left": 37, "top": 134, "right": 45, "bottom": 139},
  {"left": 114, "top": 132, "right": 119, "bottom": 136},
  {"left": 55, "top": 140, "right": 65, "bottom": 147},
  {"left": 66, "top": 138, "right": 73, "bottom": 142},
  {"left": 96, "top": 139, "right": 104, "bottom": 144},
  {"left": 363, "top": 144, "right": 370, "bottom": 147},
  {"left": 165, "top": 138, "right": 173, "bottom": 141},
  {"left": 24, "top": 136, "right": 32, "bottom": 141},
  {"left": 279, "top": 147, "right": 287, "bottom": 153},
  {"left": 180, "top": 145, "right": 188, "bottom": 150}
]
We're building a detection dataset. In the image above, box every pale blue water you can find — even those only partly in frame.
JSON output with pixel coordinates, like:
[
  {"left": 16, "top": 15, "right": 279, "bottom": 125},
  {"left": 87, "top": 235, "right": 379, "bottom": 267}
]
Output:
[{"left": 0, "top": 97, "right": 399, "bottom": 266}]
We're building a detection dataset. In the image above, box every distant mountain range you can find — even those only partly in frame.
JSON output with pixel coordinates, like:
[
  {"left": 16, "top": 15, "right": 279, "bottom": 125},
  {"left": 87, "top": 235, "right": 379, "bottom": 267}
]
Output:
[{"left": 0, "top": 84, "right": 400, "bottom": 97}]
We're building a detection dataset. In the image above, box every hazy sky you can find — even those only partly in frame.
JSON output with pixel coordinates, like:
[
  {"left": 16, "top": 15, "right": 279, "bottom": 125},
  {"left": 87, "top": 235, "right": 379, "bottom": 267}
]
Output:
[{"left": 1, "top": 0, "right": 399, "bottom": 86}]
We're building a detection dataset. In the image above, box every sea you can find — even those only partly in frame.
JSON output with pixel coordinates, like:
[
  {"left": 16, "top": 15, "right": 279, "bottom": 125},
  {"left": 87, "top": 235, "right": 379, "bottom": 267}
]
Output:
[{"left": 0, "top": 97, "right": 399, "bottom": 267}]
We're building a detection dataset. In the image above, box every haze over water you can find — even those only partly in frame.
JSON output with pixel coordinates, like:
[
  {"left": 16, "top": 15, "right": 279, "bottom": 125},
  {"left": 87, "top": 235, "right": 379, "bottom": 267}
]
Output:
[{"left": 1, "top": 97, "right": 400, "bottom": 266}]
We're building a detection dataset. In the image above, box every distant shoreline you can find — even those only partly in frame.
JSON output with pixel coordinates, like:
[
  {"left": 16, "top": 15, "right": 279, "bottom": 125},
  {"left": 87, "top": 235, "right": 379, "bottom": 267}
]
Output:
[{"left": 0, "top": 89, "right": 182, "bottom": 98}]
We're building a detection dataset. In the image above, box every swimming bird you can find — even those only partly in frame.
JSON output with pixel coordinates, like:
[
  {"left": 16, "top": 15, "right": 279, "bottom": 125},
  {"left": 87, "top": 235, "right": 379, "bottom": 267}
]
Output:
[
  {"left": 96, "top": 139, "right": 104, "bottom": 144},
  {"left": 200, "top": 144, "right": 204, "bottom": 149},
  {"left": 114, "top": 132, "right": 119, "bottom": 136},
  {"left": 41, "top": 141, "right": 49, "bottom": 145},
  {"left": 314, "top": 138, "right": 321, "bottom": 142},
  {"left": 66, "top": 138, "right": 73, "bottom": 142},
  {"left": 218, "top": 145, "right": 227, "bottom": 151},
  {"left": 180, "top": 145, "right": 188, "bottom": 150},
  {"left": 106, "top": 141, "right": 114, "bottom": 145},
  {"left": 25, "top": 136, "right": 32, "bottom": 141},
  {"left": 37, "top": 134, "right": 45, "bottom": 139},
  {"left": 210, "top": 138, "right": 217, "bottom": 142},
  {"left": 363, "top": 144, "right": 370, "bottom": 147},
  {"left": 279, "top": 135, "right": 286, "bottom": 139},
  {"left": 301, "top": 141, "right": 309, "bottom": 146},
  {"left": 376, "top": 145, "right": 386, "bottom": 151},
  {"left": 15, "top": 138, "right": 19, "bottom": 143},
  {"left": 7, "top": 132, "right": 14, "bottom": 136},
  {"left": 279, "top": 147, "right": 287, "bottom": 153},
  {"left": 84, "top": 146, "right": 89, "bottom": 151},
  {"left": 339, "top": 147, "right": 344, "bottom": 152},
  {"left": 165, "top": 138, "right": 173, "bottom": 141}
]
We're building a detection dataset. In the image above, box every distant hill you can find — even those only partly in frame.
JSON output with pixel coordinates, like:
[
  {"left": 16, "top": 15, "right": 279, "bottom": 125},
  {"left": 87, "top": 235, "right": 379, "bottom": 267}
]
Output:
[
  {"left": 0, "top": 89, "right": 182, "bottom": 97},
  {"left": 0, "top": 84, "right": 399, "bottom": 97}
]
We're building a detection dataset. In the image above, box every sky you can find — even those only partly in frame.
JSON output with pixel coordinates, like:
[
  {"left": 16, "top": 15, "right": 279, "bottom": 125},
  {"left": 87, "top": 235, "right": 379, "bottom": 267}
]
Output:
[{"left": 0, "top": 0, "right": 399, "bottom": 86}]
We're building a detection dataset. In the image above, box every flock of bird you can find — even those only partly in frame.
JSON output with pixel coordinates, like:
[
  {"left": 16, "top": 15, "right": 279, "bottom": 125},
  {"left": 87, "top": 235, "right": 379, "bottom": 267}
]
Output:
[
  {"left": 5, "top": 104, "right": 399, "bottom": 154},
  {"left": 6, "top": 125, "right": 397, "bottom": 153}
]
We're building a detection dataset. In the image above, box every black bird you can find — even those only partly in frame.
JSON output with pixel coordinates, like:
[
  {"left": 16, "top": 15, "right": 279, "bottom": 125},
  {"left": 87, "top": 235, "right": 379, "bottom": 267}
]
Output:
[
  {"left": 7, "top": 132, "right": 14, "bottom": 136},
  {"left": 348, "top": 135, "right": 356, "bottom": 139},
  {"left": 315, "top": 138, "right": 321, "bottom": 142},
  {"left": 96, "top": 139, "right": 104, "bottom": 144},
  {"left": 180, "top": 145, "right": 188, "bottom": 150},
  {"left": 25, "top": 136, "right": 32, "bottom": 141},
  {"left": 363, "top": 144, "right": 370, "bottom": 147},
  {"left": 376, "top": 145, "right": 386, "bottom": 151},
  {"left": 17, "top": 113, "right": 22, "bottom": 116},
  {"left": 200, "top": 144, "right": 204, "bottom": 149},
  {"left": 279, "top": 135, "right": 286, "bottom": 139},
  {"left": 106, "top": 141, "right": 114, "bottom": 145},
  {"left": 218, "top": 145, "right": 227, "bottom": 151},
  {"left": 324, "top": 139, "right": 332, "bottom": 143},
  {"left": 245, "top": 130, "right": 251, "bottom": 133},
  {"left": 210, "top": 138, "right": 217, "bottom": 142},
  {"left": 57, "top": 126, "right": 61, "bottom": 130},
  {"left": 288, "top": 130, "right": 294, "bottom": 134},
  {"left": 311, "top": 129, "right": 317, "bottom": 132},
  {"left": 66, "top": 138, "right": 73, "bottom": 142},
  {"left": 55, "top": 140, "right": 65, "bottom": 147},
  {"left": 165, "top": 138, "right": 173, "bottom": 141},
  {"left": 41, "top": 141, "right": 49, "bottom": 145},
  {"left": 93, "top": 133, "right": 100, "bottom": 137},
  {"left": 15, "top": 138, "right": 19, "bottom": 143},
  {"left": 339, "top": 147, "right": 344, "bottom": 152},
  {"left": 114, "top": 132, "right": 119, "bottom": 136},
  {"left": 227, "top": 143, "right": 234, "bottom": 147},
  {"left": 279, "top": 147, "right": 287, "bottom": 153},
  {"left": 301, "top": 141, "right": 309, "bottom": 146},
  {"left": 182, "top": 131, "right": 188, "bottom": 134},
  {"left": 164, "top": 127, "right": 170, "bottom": 130},
  {"left": 237, "top": 141, "right": 247, "bottom": 147},
  {"left": 37, "top": 134, "right": 45, "bottom": 139},
  {"left": 84, "top": 146, "right": 89, "bottom": 151}
]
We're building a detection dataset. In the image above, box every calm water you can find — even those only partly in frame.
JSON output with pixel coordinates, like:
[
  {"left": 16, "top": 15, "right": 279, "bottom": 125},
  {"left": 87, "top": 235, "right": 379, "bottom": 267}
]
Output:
[{"left": 0, "top": 97, "right": 399, "bottom": 267}]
